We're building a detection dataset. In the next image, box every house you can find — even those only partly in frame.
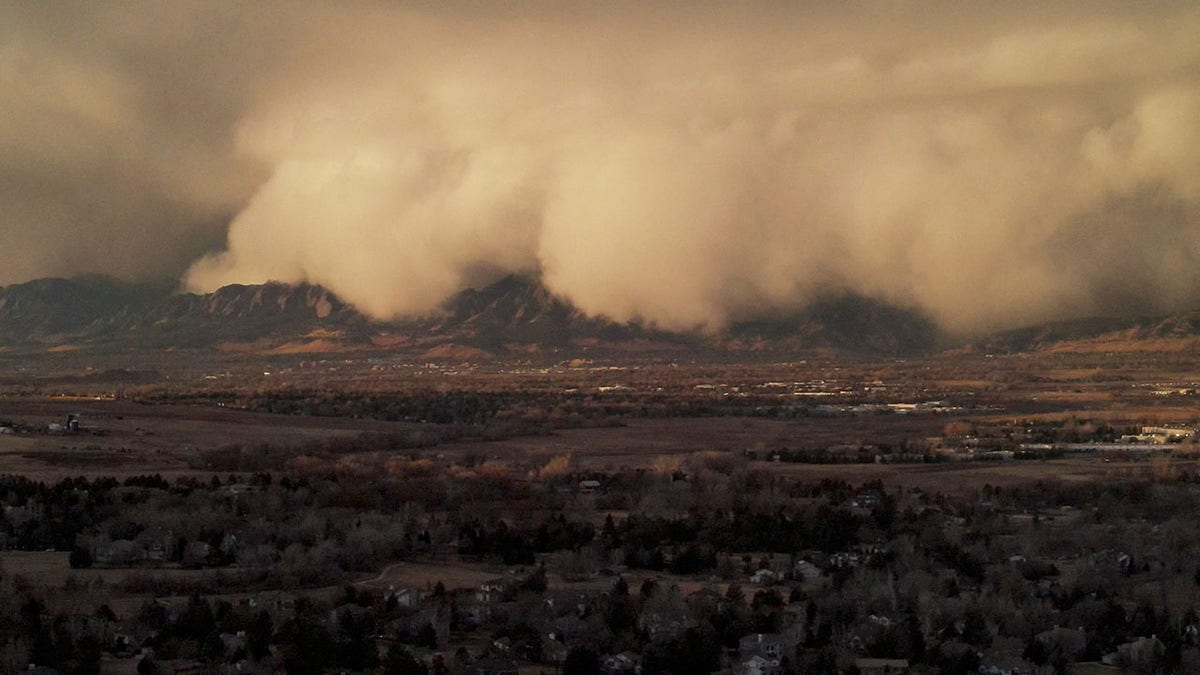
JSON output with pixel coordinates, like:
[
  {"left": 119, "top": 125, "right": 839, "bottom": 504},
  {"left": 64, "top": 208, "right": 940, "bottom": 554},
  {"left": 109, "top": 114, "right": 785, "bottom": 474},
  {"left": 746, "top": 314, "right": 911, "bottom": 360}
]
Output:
[
  {"left": 244, "top": 590, "right": 297, "bottom": 621},
  {"left": 736, "top": 654, "right": 783, "bottom": 675},
  {"left": 1140, "top": 425, "right": 1195, "bottom": 442},
  {"left": 477, "top": 578, "right": 509, "bottom": 604},
  {"left": 1036, "top": 626, "right": 1086, "bottom": 659},
  {"left": 219, "top": 631, "right": 247, "bottom": 655},
  {"left": 978, "top": 654, "right": 1030, "bottom": 675},
  {"left": 137, "top": 527, "right": 174, "bottom": 563},
  {"left": 385, "top": 585, "right": 420, "bottom": 609},
  {"left": 854, "top": 657, "right": 910, "bottom": 674},
  {"left": 458, "top": 597, "right": 491, "bottom": 626},
  {"left": 739, "top": 633, "right": 784, "bottom": 660},
  {"left": 640, "top": 611, "right": 696, "bottom": 642},
  {"left": 182, "top": 541, "right": 216, "bottom": 567},
  {"left": 328, "top": 603, "right": 369, "bottom": 635},
  {"left": 737, "top": 631, "right": 785, "bottom": 674},
  {"left": 111, "top": 633, "right": 134, "bottom": 654},
  {"left": 601, "top": 651, "right": 640, "bottom": 675},
  {"left": 93, "top": 539, "right": 142, "bottom": 567},
  {"left": 551, "top": 613, "right": 590, "bottom": 643},
  {"left": 750, "top": 568, "right": 779, "bottom": 585},
  {"left": 793, "top": 560, "right": 822, "bottom": 581},
  {"left": 418, "top": 603, "right": 452, "bottom": 643},
  {"left": 4, "top": 501, "right": 44, "bottom": 527},
  {"left": 543, "top": 638, "right": 569, "bottom": 664},
  {"left": 219, "top": 533, "right": 239, "bottom": 557},
  {"left": 1104, "top": 635, "right": 1165, "bottom": 668},
  {"left": 544, "top": 589, "right": 593, "bottom": 617},
  {"left": 829, "top": 552, "right": 861, "bottom": 569}
]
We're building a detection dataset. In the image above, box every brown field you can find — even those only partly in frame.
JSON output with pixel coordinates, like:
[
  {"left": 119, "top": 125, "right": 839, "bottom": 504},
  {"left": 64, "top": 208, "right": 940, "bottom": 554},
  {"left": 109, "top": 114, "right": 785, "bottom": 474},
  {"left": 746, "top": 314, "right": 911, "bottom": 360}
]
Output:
[
  {"left": 355, "top": 560, "right": 506, "bottom": 591},
  {"left": 0, "top": 397, "right": 422, "bottom": 478},
  {"left": 0, "top": 551, "right": 217, "bottom": 588},
  {"left": 445, "top": 415, "right": 947, "bottom": 467},
  {"left": 2, "top": 393, "right": 1193, "bottom": 494},
  {"left": 771, "top": 456, "right": 1189, "bottom": 492}
]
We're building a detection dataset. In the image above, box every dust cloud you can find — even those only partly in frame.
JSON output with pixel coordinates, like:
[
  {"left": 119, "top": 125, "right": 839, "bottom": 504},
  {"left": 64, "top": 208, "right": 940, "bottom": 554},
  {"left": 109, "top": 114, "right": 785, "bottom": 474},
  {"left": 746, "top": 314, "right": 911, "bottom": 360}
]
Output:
[{"left": 4, "top": 2, "right": 1199, "bottom": 333}]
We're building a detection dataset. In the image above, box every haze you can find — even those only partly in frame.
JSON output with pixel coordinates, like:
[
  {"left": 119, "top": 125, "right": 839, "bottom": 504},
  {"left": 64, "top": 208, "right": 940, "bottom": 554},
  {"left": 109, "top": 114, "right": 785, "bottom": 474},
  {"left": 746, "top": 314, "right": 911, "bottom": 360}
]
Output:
[{"left": 3, "top": 1, "right": 1199, "bottom": 334}]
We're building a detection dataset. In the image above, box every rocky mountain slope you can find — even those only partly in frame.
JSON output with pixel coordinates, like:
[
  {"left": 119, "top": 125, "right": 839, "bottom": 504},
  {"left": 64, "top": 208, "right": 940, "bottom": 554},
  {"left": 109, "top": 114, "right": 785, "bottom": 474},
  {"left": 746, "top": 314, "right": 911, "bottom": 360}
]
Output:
[
  {"left": 974, "top": 312, "right": 1200, "bottom": 354},
  {"left": 0, "top": 274, "right": 1027, "bottom": 359}
]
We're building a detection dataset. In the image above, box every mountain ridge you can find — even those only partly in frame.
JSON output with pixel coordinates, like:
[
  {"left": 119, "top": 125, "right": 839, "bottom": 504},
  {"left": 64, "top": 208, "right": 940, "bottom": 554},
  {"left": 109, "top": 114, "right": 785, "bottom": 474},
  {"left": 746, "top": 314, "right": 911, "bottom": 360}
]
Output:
[{"left": 4, "top": 274, "right": 1188, "bottom": 358}]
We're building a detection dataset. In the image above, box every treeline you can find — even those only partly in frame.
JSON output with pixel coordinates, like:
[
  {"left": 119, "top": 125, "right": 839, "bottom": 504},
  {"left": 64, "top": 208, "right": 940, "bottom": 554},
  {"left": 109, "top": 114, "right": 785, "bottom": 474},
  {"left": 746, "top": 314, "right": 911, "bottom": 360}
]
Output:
[{"left": 131, "top": 384, "right": 863, "bottom": 427}]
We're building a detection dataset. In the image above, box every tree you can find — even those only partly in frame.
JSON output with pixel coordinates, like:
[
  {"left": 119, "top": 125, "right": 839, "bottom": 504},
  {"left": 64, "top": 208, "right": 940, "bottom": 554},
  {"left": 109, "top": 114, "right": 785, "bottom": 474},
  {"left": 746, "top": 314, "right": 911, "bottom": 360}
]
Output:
[
  {"left": 69, "top": 546, "right": 92, "bottom": 569},
  {"left": 521, "top": 567, "right": 548, "bottom": 593},
  {"left": 21, "top": 597, "right": 54, "bottom": 668},
  {"left": 672, "top": 627, "right": 721, "bottom": 673},
  {"left": 248, "top": 611, "right": 273, "bottom": 661},
  {"left": 563, "top": 647, "right": 601, "bottom": 675},
  {"left": 384, "top": 645, "right": 428, "bottom": 675},
  {"left": 334, "top": 607, "right": 378, "bottom": 671},
  {"left": 416, "top": 622, "right": 438, "bottom": 650},
  {"left": 280, "top": 615, "right": 335, "bottom": 675},
  {"left": 200, "top": 630, "right": 225, "bottom": 662}
]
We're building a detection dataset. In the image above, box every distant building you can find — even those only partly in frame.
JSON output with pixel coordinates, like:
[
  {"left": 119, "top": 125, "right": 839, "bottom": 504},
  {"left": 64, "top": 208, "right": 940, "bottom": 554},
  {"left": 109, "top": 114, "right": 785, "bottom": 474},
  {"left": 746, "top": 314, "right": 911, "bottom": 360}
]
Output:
[
  {"left": 1141, "top": 425, "right": 1195, "bottom": 442},
  {"left": 385, "top": 585, "right": 420, "bottom": 609},
  {"left": 601, "top": 651, "right": 640, "bottom": 675},
  {"left": 793, "top": 560, "right": 822, "bottom": 581},
  {"left": 738, "top": 633, "right": 785, "bottom": 675},
  {"left": 737, "top": 654, "right": 784, "bottom": 675},
  {"left": 751, "top": 568, "right": 779, "bottom": 585},
  {"left": 94, "top": 539, "right": 142, "bottom": 567},
  {"left": 476, "top": 578, "right": 508, "bottom": 604},
  {"left": 739, "top": 633, "right": 784, "bottom": 659}
]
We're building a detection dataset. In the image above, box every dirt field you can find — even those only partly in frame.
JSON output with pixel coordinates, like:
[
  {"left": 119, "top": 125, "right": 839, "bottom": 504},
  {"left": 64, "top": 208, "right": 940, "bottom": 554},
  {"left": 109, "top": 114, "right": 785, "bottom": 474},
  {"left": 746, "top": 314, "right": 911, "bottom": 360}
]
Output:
[
  {"left": 355, "top": 559, "right": 515, "bottom": 591},
  {"left": 443, "top": 415, "right": 948, "bottom": 468},
  {"left": 0, "top": 397, "right": 422, "bottom": 477}
]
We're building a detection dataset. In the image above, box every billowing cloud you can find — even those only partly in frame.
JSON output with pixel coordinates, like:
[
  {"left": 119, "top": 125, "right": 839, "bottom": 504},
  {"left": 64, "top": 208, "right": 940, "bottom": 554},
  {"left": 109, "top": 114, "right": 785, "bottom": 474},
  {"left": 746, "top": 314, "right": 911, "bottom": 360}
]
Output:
[
  {"left": 0, "top": 4, "right": 273, "bottom": 283},
  {"left": 4, "top": 2, "right": 1200, "bottom": 334}
]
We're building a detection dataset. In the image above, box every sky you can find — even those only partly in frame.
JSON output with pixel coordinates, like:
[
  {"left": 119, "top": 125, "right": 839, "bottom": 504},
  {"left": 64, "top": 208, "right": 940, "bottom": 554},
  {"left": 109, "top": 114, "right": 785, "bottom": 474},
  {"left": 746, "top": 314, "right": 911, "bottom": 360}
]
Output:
[{"left": 2, "top": 1, "right": 1199, "bottom": 334}]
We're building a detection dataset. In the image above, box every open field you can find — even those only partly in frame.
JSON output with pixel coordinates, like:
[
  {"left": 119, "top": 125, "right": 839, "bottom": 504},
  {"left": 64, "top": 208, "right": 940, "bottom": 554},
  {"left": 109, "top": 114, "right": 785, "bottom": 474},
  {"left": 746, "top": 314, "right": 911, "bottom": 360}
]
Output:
[
  {"left": 0, "top": 397, "right": 422, "bottom": 477},
  {"left": 2, "top": 383, "right": 1196, "bottom": 490},
  {"left": 4, "top": 352, "right": 1200, "bottom": 673},
  {"left": 445, "top": 415, "right": 947, "bottom": 467},
  {"left": 770, "top": 456, "right": 1191, "bottom": 492},
  {"left": 0, "top": 551, "right": 220, "bottom": 589}
]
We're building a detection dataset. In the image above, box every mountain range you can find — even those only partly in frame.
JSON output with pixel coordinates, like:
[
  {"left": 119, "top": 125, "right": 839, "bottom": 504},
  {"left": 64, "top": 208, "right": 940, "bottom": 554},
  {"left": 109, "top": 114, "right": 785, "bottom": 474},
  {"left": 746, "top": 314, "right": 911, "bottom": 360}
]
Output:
[{"left": 1, "top": 275, "right": 1196, "bottom": 359}]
